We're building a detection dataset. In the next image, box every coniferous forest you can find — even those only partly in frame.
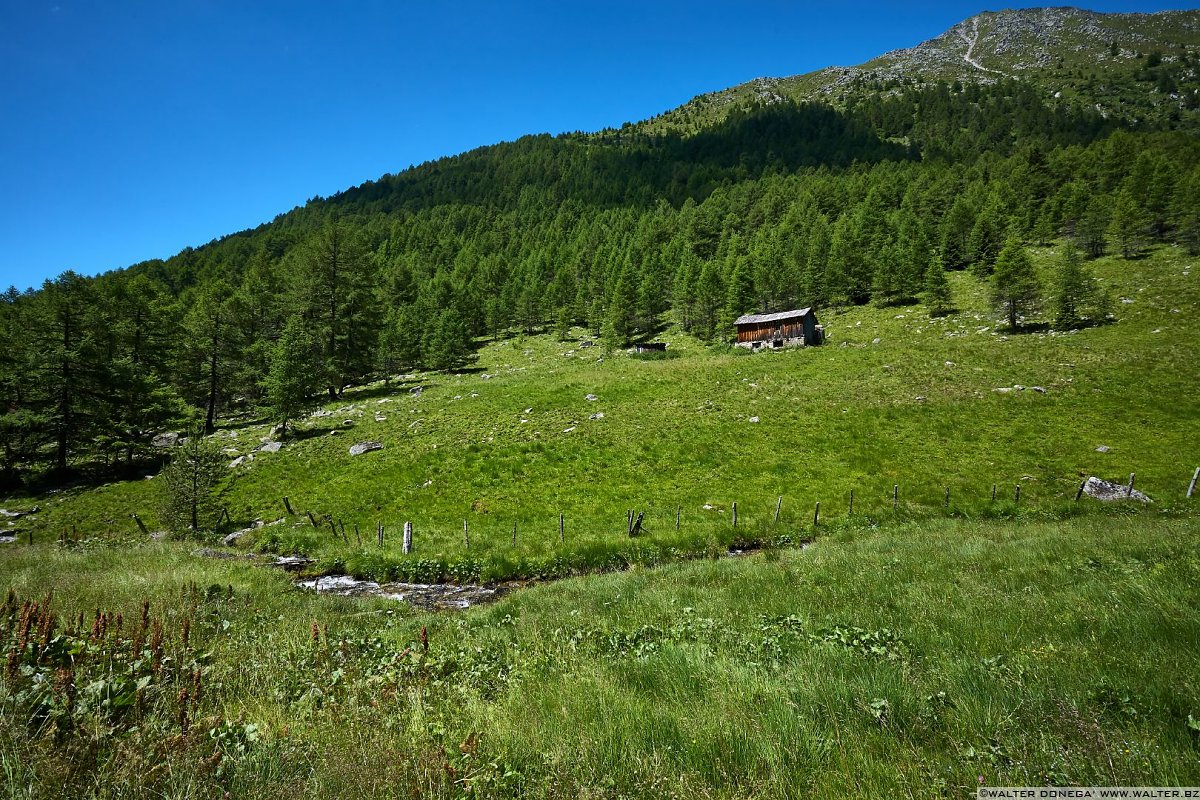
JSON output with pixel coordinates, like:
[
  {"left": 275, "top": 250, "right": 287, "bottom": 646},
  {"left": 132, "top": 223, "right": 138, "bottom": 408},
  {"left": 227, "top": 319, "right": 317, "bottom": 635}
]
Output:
[{"left": 3, "top": 76, "right": 1200, "bottom": 487}]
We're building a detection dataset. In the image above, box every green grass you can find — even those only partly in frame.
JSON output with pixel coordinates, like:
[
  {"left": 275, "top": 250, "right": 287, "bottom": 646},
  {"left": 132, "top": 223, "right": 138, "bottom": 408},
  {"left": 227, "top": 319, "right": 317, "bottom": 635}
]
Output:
[
  {"left": 2, "top": 514, "right": 1198, "bottom": 797},
  {"left": 8, "top": 242, "right": 1198, "bottom": 583}
]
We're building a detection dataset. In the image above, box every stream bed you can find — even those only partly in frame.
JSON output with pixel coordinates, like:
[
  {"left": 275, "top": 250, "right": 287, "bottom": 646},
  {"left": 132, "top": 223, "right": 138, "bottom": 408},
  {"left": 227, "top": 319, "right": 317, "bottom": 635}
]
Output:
[{"left": 298, "top": 575, "right": 503, "bottom": 611}]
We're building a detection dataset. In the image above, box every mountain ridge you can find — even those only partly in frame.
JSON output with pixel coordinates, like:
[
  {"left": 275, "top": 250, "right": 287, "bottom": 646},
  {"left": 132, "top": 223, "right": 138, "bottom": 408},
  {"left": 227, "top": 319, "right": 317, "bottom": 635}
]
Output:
[{"left": 636, "top": 7, "right": 1200, "bottom": 136}]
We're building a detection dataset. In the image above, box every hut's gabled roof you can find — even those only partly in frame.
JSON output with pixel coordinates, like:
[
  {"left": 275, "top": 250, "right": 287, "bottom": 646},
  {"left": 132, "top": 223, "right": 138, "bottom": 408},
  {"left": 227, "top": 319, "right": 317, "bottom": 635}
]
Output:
[{"left": 734, "top": 308, "right": 813, "bottom": 326}]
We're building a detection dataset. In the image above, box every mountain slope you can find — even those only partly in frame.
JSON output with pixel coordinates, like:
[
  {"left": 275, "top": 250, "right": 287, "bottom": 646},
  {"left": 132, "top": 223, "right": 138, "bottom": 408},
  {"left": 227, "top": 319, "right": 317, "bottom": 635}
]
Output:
[{"left": 638, "top": 8, "right": 1200, "bottom": 136}]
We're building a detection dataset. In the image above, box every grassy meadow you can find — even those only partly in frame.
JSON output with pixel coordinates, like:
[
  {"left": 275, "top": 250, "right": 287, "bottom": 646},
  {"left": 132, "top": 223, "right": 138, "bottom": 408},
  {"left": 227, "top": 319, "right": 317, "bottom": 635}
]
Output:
[
  {"left": 1, "top": 514, "right": 1198, "bottom": 797},
  {"left": 8, "top": 241, "right": 1198, "bottom": 581},
  {"left": 2, "top": 240, "right": 1199, "bottom": 797}
]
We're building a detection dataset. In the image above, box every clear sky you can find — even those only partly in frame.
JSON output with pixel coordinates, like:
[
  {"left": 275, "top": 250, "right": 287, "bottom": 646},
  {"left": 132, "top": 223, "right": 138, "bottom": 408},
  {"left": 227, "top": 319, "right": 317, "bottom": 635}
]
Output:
[{"left": 0, "top": 1, "right": 1188, "bottom": 291}]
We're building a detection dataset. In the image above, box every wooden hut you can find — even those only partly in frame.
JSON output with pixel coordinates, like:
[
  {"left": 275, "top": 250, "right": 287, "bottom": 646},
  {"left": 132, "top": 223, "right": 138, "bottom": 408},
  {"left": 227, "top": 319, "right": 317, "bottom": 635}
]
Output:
[{"left": 734, "top": 308, "right": 823, "bottom": 350}]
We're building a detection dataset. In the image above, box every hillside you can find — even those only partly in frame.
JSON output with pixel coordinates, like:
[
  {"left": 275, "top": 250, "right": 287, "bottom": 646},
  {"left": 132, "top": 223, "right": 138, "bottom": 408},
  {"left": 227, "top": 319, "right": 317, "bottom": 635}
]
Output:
[
  {"left": 639, "top": 8, "right": 1200, "bottom": 135},
  {"left": 4, "top": 6, "right": 1200, "bottom": 796}
]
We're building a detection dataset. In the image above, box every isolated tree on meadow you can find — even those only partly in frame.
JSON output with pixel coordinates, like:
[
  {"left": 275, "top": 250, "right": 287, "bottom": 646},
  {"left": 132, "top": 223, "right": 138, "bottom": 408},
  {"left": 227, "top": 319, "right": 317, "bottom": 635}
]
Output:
[
  {"left": 1053, "top": 244, "right": 1110, "bottom": 329},
  {"left": 263, "top": 315, "right": 320, "bottom": 435},
  {"left": 924, "top": 252, "right": 953, "bottom": 316},
  {"left": 991, "top": 237, "right": 1041, "bottom": 330},
  {"left": 159, "top": 432, "right": 227, "bottom": 535}
]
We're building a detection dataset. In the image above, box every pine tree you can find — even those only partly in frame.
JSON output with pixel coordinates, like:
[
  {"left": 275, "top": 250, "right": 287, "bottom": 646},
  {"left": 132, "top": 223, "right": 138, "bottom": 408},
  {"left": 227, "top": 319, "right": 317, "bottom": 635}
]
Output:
[
  {"left": 298, "top": 219, "right": 377, "bottom": 397},
  {"left": 991, "top": 237, "right": 1041, "bottom": 330},
  {"left": 1053, "top": 244, "right": 1109, "bottom": 329},
  {"left": 939, "top": 196, "right": 975, "bottom": 270},
  {"left": 159, "top": 432, "right": 227, "bottom": 536},
  {"left": 1108, "top": 189, "right": 1150, "bottom": 259},
  {"left": 424, "top": 309, "right": 472, "bottom": 371},
  {"left": 1074, "top": 197, "right": 1109, "bottom": 259},
  {"left": 924, "top": 252, "right": 953, "bottom": 316},
  {"left": 263, "top": 315, "right": 320, "bottom": 435}
]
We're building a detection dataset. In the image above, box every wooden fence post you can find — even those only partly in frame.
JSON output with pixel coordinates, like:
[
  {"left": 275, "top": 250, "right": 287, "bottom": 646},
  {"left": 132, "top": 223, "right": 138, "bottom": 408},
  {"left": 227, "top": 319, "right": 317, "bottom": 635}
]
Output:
[
  {"left": 131, "top": 513, "right": 149, "bottom": 536},
  {"left": 464, "top": 520, "right": 469, "bottom": 550},
  {"left": 1189, "top": 467, "right": 1200, "bottom": 498},
  {"left": 283, "top": 497, "right": 294, "bottom": 515},
  {"left": 511, "top": 521, "right": 517, "bottom": 547},
  {"left": 338, "top": 520, "right": 348, "bottom": 544},
  {"left": 559, "top": 512, "right": 564, "bottom": 544},
  {"left": 813, "top": 501, "right": 820, "bottom": 527},
  {"left": 1014, "top": 484, "right": 1021, "bottom": 503},
  {"left": 675, "top": 505, "right": 680, "bottom": 531},
  {"left": 892, "top": 485, "right": 898, "bottom": 511},
  {"left": 774, "top": 496, "right": 783, "bottom": 523},
  {"left": 354, "top": 524, "right": 362, "bottom": 547},
  {"left": 732, "top": 502, "right": 738, "bottom": 528},
  {"left": 849, "top": 489, "right": 854, "bottom": 516},
  {"left": 944, "top": 486, "right": 950, "bottom": 508},
  {"left": 403, "top": 522, "right": 413, "bottom": 554},
  {"left": 1127, "top": 473, "right": 1136, "bottom": 497},
  {"left": 991, "top": 484, "right": 997, "bottom": 502},
  {"left": 377, "top": 523, "right": 384, "bottom": 547},
  {"left": 307, "top": 511, "right": 319, "bottom": 528},
  {"left": 1075, "top": 480, "right": 1087, "bottom": 502}
]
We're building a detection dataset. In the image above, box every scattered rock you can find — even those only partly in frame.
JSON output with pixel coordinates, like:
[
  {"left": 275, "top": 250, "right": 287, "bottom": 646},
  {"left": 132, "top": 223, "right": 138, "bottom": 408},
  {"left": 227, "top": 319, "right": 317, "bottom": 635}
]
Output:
[
  {"left": 192, "top": 547, "right": 255, "bottom": 560},
  {"left": 1095, "top": 445, "right": 1111, "bottom": 453},
  {"left": 258, "top": 442, "right": 282, "bottom": 454},
  {"left": 222, "top": 521, "right": 263, "bottom": 546},
  {"left": 0, "top": 536, "right": 15, "bottom": 545},
  {"left": 563, "top": 426, "right": 576, "bottom": 433},
  {"left": 872, "top": 338, "right": 881, "bottom": 344},
  {"left": 349, "top": 441, "right": 383, "bottom": 456},
  {"left": 229, "top": 456, "right": 248, "bottom": 469},
  {"left": 1032, "top": 386, "right": 1046, "bottom": 394},
  {"left": 915, "top": 396, "right": 927, "bottom": 402},
  {"left": 342, "top": 419, "right": 355, "bottom": 427},
  {"left": 152, "top": 432, "right": 181, "bottom": 448},
  {"left": 748, "top": 416, "right": 760, "bottom": 423},
  {"left": 410, "top": 386, "right": 423, "bottom": 396},
  {"left": 329, "top": 430, "right": 341, "bottom": 436},
  {"left": 579, "top": 340, "right": 594, "bottom": 348},
  {"left": 375, "top": 414, "right": 386, "bottom": 422},
  {"left": 311, "top": 409, "right": 332, "bottom": 418},
  {"left": 584, "top": 394, "right": 598, "bottom": 401},
  {"left": 993, "top": 387, "right": 1013, "bottom": 393},
  {"left": 945, "top": 361, "right": 955, "bottom": 367},
  {"left": 270, "top": 556, "right": 315, "bottom": 570},
  {"left": 589, "top": 412, "right": 605, "bottom": 420},
  {"left": 1082, "top": 476, "right": 1151, "bottom": 503}
]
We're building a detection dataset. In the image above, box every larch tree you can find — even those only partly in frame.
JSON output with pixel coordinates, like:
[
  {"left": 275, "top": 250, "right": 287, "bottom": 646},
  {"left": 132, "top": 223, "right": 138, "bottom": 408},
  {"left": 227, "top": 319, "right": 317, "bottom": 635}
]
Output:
[
  {"left": 991, "top": 237, "right": 1042, "bottom": 330},
  {"left": 263, "top": 315, "right": 320, "bottom": 435}
]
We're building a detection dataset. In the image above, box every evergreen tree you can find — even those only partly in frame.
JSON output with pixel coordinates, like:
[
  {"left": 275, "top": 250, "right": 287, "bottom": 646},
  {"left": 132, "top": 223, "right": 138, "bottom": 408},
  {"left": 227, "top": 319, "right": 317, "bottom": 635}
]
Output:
[
  {"left": 181, "top": 281, "right": 237, "bottom": 435},
  {"left": 424, "top": 309, "right": 472, "bottom": 371},
  {"left": 694, "top": 261, "right": 724, "bottom": 341},
  {"left": 924, "top": 252, "right": 953, "bottom": 316},
  {"left": 1108, "top": 189, "right": 1150, "bottom": 259},
  {"left": 1074, "top": 197, "right": 1109, "bottom": 259},
  {"left": 263, "top": 315, "right": 321, "bottom": 435},
  {"left": 298, "top": 219, "right": 377, "bottom": 397},
  {"left": 991, "top": 237, "right": 1042, "bottom": 330},
  {"left": 1053, "top": 244, "right": 1109, "bottom": 329},
  {"left": 967, "top": 198, "right": 1007, "bottom": 277},
  {"left": 27, "top": 272, "right": 107, "bottom": 471},
  {"left": 939, "top": 196, "right": 975, "bottom": 269},
  {"left": 158, "top": 432, "right": 227, "bottom": 536}
]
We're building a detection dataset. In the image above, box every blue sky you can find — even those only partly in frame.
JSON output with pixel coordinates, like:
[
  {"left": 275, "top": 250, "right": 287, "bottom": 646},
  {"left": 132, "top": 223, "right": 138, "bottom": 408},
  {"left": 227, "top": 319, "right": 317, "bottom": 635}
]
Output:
[{"left": 0, "top": 1, "right": 1187, "bottom": 290}]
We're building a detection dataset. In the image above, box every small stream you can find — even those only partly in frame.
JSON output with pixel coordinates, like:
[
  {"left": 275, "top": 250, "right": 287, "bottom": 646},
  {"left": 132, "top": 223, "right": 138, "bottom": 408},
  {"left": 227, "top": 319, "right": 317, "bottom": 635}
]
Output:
[{"left": 298, "top": 575, "right": 502, "bottom": 611}]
